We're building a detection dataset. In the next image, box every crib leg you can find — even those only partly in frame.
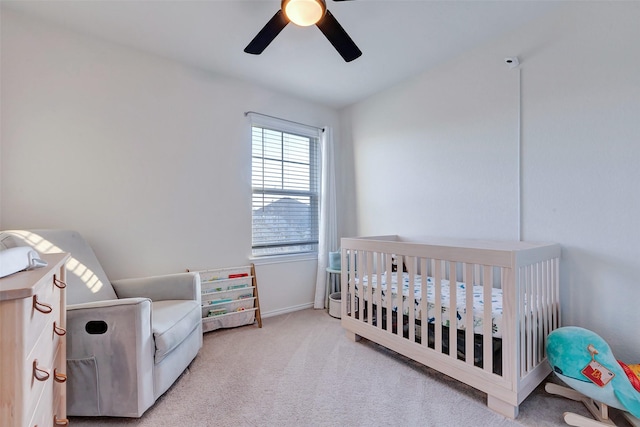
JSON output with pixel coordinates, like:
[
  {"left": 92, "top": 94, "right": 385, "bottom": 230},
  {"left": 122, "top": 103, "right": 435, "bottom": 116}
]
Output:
[
  {"left": 345, "top": 330, "right": 361, "bottom": 342},
  {"left": 487, "top": 395, "right": 518, "bottom": 419}
]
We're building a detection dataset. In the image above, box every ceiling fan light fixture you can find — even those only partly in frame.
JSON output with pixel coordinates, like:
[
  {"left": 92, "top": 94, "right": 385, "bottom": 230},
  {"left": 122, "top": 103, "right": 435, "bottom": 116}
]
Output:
[{"left": 283, "top": 0, "right": 326, "bottom": 27}]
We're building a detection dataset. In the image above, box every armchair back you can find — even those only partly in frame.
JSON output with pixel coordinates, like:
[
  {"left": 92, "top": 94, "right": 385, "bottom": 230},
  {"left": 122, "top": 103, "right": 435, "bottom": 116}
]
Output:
[{"left": 2, "top": 229, "right": 117, "bottom": 304}]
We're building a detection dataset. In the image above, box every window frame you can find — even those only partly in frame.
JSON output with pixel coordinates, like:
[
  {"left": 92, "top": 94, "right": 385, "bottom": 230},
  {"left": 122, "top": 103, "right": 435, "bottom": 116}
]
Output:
[{"left": 249, "top": 115, "right": 321, "bottom": 258}]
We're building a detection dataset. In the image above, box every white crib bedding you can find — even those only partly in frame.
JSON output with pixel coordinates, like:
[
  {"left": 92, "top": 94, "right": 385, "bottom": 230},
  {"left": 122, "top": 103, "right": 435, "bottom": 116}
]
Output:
[{"left": 355, "top": 272, "right": 503, "bottom": 338}]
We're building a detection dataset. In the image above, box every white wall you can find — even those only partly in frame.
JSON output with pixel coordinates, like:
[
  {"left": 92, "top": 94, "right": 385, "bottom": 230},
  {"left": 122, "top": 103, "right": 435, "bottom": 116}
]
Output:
[
  {"left": 4, "top": 3, "right": 639, "bottom": 360},
  {"left": 0, "top": 9, "right": 340, "bottom": 316},
  {"left": 341, "top": 2, "right": 640, "bottom": 361}
]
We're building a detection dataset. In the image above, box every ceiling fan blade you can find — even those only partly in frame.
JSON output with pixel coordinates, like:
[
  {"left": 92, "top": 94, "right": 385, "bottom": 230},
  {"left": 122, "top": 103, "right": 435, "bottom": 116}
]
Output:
[
  {"left": 244, "top": 10, "right": 289, "bottom": 55},
  {"left": 316, "top": 10, "right": 362, "bottom": 62}
]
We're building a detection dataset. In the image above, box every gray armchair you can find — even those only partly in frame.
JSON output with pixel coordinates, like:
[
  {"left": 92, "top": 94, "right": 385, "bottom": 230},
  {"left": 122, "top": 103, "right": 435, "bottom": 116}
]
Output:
[{"left": 0, "top": 229, "right": 202, "bottom": 418}]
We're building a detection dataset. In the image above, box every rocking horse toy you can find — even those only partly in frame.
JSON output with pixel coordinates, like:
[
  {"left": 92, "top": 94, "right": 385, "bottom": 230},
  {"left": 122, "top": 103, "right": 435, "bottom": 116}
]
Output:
[{"left": 546, "top": 326, "right": 640, "bottom": 427}]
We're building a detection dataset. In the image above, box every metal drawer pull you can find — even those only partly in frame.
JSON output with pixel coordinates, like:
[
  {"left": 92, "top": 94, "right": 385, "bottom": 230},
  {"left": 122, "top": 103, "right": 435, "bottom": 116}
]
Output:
[
  {"left": 53, "top": 416, "right": 69, "bottom": 426},
  {"left": 33, "top": 360, "right": 50, "bottom": 382},
  {"left": 53, "top": 321, "right": 66, "bottom": 336},
  {"left": 53, "top": 275, "right": 67, "bottom": 289},
  {"left": 53, "top": 369, "right": 67, "bottom": 383},
  {"left": 33, "top": 295, "right": 53, "bottom": 314}
]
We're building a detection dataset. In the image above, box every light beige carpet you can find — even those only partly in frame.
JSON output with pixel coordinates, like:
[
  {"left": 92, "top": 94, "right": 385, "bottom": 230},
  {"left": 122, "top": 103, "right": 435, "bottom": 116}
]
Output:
[{"left": 69, "top": 308, "right": 629, "bottom": 426}]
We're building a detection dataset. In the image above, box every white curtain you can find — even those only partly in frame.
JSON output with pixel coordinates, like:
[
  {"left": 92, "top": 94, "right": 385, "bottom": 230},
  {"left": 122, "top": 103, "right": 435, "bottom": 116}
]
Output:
[{"left": 313, "top": 127, "right": 338, "bottom": 309}]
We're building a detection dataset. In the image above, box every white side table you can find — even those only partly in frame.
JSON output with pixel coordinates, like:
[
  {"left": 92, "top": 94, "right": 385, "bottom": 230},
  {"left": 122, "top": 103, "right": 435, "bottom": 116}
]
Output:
[{"left": 325, "top": 267, "right": 341, "bottom": 309}]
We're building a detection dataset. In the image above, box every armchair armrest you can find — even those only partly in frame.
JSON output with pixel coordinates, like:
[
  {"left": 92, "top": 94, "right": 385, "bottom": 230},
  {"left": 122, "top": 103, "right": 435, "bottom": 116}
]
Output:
[
  {"left": 65, "top": 298, "right": 155, "bottom": 417},
  {"left": 111, "top": 272, "right": 201, "bottom": 303},
  {"left": 67, "top": 297, "right": 150, "bottom": 311}
]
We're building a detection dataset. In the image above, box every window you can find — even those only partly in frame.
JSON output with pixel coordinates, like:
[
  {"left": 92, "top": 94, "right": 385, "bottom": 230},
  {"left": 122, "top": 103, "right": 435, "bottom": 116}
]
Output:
[{"left": 251, "top": 118, "right": 320, "bottom": 257}]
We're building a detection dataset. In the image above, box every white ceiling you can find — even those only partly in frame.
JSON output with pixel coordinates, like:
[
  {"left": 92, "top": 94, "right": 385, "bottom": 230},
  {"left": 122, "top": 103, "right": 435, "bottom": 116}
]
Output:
[{"left": 2, "top": 0, "right": 559, "bottom": 109}]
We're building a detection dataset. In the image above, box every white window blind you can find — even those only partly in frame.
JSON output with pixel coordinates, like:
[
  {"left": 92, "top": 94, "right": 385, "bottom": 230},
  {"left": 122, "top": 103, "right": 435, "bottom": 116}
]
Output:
[{"left": 250, "top": 115, "right": 320, "bottom": 257}]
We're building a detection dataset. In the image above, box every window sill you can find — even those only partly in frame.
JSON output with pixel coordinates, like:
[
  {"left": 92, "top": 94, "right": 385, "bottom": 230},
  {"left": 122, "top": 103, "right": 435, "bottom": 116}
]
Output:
[{"left": 250, "top": 252, "right": 318, "bottom": 266}]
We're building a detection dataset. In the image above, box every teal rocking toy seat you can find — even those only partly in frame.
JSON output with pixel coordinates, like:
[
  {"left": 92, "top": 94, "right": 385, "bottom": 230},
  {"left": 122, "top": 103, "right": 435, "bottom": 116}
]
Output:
[{"left": 546, "top": 326, "right": 640, "bottom": 427}]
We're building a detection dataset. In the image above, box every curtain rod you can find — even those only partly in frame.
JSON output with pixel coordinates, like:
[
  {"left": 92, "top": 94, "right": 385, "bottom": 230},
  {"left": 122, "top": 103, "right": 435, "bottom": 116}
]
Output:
[{"left": 244, "top": 111, "right": 324, "bottom": 132}]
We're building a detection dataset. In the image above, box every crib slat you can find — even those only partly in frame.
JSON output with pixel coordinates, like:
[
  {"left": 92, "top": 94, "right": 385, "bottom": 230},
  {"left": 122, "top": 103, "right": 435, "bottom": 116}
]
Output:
[
  {"left": 483, "top": 265, "right": 493, "bottom": 373},
  {"left": 534, "top": 262, "right": 542, "bottom": 365},
  {"left": 407, "top": 256, "right": 416, "bottom": 342},
  {"left": 348, "top": 249, "right": 355, "bottom": 320},
  {"left": 549, "top": 259, "right": 556, "bottom": 330},
  {"left": 553, "top": 258, "right": 562, "bottom": 329},
  {"left": 464, "top": 263, "right": 474, "bottom": 366},
  {"left": 365, "top": 251, "right": 372, "bottom": 324},
  {"left": 519, "top": 265, "right": 527, "bottom": 378},
  {"left": 527, "top": 265, "right": 538, "bottom": 372},
  {"left": 344, "top": 249, "right": 349, "bottom": 318},
  {"left": 434, "top": 260, "right": 443, "bottom": 352},
  {"left": 420, "top": 258, "right": 428, "bottom": 346},
  {"left": 385, "top": 256, "right": 393, "bottom": 333},
  {"left": 534, "top": 263, "right": 540, "bottom": 365},
  {"left": 362, "top": 251, "right": 368, "bottom": 323},
  {"left": 550, "top": 259, "right": 557, "bottom": 345},
  {"left": 526, "top": 265, "right": 534, "bottom": 373},
  {"left": 522, "top": 265, "right": 529, "bottom": 376},
  {"left": 530, "top": 264, "right": 536, "bottom": 369},
  {"left": 359, "top": 250, "right": 365, "bottom": 321},
  {"left": 539, "top": 262, "right": 547, "bottom": 364},
  {"left": 549, "top": 259, "right": 557, "bottom": 330},
  {"left": 375, "top": 252, "right": 383, "bottom": 330},
  {"left": 396, "top": 255, "right": 403, "bottom": 336},
  {"left": 542, "top": 261, "right": 549, "bottom": 362},
  {"left": 541, "top": 260, "right": 549, "bottom": 356},
  {"left": 500, "top": 267, "right": 510, "bottom": 381},
  {"left": 449, "top": 262, "right": 457, "bottom": 360}
]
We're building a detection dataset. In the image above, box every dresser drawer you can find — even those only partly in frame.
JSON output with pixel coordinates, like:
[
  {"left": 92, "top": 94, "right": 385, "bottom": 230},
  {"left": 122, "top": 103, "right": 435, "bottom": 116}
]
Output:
[
  {"left": 25, "top": 329, "right": 61, "bottom": 423},
  {"left": 52, "top": 339, "right": 67, "bottom": 423},
  {"left": 30, "top": 387, "right": 69, "bottom": 427},
  {"left": 24, "top": 275, "right": 64, "bottom": 355},
  {"left": 28, "top": 375, "right": 52, "bottom": 427},
  {"left": 29, "top": 342, "right": 68, "bottom": 427}
]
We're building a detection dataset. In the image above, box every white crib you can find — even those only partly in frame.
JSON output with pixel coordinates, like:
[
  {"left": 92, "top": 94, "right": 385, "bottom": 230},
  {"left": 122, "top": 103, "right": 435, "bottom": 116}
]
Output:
[{"left": 340, "top": 235, "right": 561, "bottom": 419}]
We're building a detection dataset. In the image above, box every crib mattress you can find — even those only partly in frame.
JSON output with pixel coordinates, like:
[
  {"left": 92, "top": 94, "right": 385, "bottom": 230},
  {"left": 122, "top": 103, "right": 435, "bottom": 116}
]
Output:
[{"left": 355, "top": 273, "right": 503, "bottom": 338}]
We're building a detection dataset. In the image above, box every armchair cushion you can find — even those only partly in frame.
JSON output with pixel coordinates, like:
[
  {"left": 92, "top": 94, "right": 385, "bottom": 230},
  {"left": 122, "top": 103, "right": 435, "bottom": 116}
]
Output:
[{"left": 152, "top": 300, "right": 201, "bottom": 363}]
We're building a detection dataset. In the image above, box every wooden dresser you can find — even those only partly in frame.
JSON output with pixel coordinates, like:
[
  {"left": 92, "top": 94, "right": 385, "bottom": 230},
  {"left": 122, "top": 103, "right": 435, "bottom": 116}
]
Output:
[{"left": 0, "top": 253, "right": 70, "bottom": 427}]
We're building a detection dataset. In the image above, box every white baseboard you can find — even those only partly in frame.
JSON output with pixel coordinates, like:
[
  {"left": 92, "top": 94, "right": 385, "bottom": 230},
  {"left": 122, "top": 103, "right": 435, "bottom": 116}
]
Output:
[{"left": 261, "top": 302, "right": 314, "bottom": 319}]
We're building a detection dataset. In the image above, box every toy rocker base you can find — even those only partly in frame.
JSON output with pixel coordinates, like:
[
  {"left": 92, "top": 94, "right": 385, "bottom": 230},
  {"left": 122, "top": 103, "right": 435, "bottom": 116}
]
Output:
[{"left": 546, "top": 382, "right": 640, "bottom": 427}]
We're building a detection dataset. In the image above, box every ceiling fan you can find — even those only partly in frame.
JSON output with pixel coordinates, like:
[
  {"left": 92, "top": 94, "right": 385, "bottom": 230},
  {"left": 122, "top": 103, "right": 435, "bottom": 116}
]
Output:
[{"left": 244, "top": 0, "right": 362, "bottom": 62}]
